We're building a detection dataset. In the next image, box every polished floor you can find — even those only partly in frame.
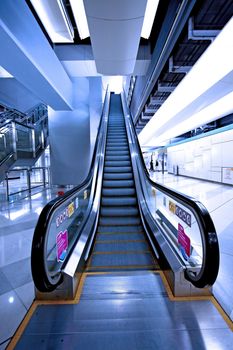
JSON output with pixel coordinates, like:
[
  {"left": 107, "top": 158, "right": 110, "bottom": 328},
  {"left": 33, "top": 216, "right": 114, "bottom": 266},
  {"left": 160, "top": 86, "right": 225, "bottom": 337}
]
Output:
[
  {"left": 150, "top": 171, "right": 233, "bottom": 323},
  {"left": 1, "top": 167, "right": 233, "bottom": 348},
  {"left": 0, "top": 153, "right": 68, "bottom": 349}
]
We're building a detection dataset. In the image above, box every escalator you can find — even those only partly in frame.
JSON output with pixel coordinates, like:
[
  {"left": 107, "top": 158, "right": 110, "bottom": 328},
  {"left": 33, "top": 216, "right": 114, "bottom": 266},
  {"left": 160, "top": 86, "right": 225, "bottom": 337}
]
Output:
[
  {"left": 12, "top": 91, "right": 222, "bottom": 349},
  {"left": 87, "top": 95, "right": 158, "bottom": 272},
  {"left": 30, "top": 90, "right": 219, "bottom": 294}
]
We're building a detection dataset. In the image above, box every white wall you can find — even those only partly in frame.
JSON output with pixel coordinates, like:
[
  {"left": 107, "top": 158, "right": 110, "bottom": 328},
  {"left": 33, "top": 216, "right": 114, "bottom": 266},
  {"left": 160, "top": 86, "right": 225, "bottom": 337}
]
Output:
[
  {"left": 167, "top": 127, "right": 233, "bottom": 185},
  {"left": 89, "top": 77, "right": 103, "bottom": 153}
]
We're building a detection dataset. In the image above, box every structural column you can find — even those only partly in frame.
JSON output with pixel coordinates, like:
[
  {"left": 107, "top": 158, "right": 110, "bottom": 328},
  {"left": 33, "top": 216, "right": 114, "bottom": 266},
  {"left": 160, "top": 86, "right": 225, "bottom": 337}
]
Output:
[{"left": 49, "top": 78, "right": 90, "bottom": 185}]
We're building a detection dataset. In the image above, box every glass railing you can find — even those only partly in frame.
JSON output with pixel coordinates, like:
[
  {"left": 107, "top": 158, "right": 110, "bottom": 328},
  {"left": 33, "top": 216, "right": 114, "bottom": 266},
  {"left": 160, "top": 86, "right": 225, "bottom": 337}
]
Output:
[
  {"left": 42, "top": 186, "right": 91, "bottom": 283},
  {"left": 25, "top": 103, "right": 48, "bottom": 125},
  {"left": 145, "top": 184, "right": 203, "bottom": 266},
  {"left": 121, "top": 92, "right": 219, "bottom": 288},
  {"left": 0, "top": 126, "right": 13, "bottom": 164},
  {"left": 31, "top": 91, "right": 110, "bottom": 292},
  {"left": 16, "top": 123, "right": 33, "bottom": 153},
  {"left": 0, "top": 103, "right": 48, "bottom": 126},
  {"left": 5, "top": 166, "right": 50, "bottom": 202},
  {"left": 0, "top": 103, "right": 48, "bottom": 165}
]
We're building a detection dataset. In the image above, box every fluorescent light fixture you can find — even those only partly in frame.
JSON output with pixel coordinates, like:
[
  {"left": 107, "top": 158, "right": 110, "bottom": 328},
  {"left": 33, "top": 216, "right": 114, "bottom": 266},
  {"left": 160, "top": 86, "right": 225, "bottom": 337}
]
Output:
[
  {"left": 141, "top": 0, "right": 159, "bottom": 39},
  {"left": 139, "top": 16, "right": 233, "bottom": 146},
  {"left": 30, "top": 0, "right": 74, "bottom": 43},
  {"left": 150, "top": 90, "right": 233, "bottom": 146},
  {"left": 69, "top": 0, "right": 90, "bottom": 40},
  {"left": 0, "top": 66, "right": 13, "bottom": 78}
]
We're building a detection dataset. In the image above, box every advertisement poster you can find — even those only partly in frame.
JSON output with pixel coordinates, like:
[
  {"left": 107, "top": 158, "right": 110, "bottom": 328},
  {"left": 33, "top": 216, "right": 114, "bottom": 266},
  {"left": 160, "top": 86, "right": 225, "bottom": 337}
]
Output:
[
  {"left": 222, "top": 168, "right": 233, "bottom": 185},
  {"left": 169, "top": 200, "right": 191, "bottom": 227},
  {"left": 56, "top": 230, "right": 68, "bottom": 262},
  {"left": 56, "top": 208, "right": 68, "bottom": 227},
  {"left": 178, "top": 223, "right": 191, "bottom": 259},
  {"left": 68, "top": 202, "right": 74, "bottom": 217}
]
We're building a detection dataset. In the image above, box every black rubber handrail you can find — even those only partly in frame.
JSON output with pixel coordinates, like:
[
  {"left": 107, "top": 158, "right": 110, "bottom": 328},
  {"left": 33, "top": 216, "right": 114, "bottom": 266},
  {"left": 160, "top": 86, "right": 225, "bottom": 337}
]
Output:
[
  {"left": 125, "top": 100, "right": 219, "bottom": 288},
  {"left": 31, "top": 92, "right": 109, "bottom": 292}
]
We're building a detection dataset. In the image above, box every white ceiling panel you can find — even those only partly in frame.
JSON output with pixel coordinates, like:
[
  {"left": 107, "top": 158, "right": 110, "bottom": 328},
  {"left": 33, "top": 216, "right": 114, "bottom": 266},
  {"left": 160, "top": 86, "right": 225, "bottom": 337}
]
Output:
[
  {"left": 84, "top": 0, "right": 147, "bottom": 75},
  {"left": 84, "top": 0, "right": 147, "bottom": 20},
  {"left": 61, "top": 61, "right": 99, "bottom": 77},
  {"left": 55, "top": 44, "right": 151, "bottom": 77}
]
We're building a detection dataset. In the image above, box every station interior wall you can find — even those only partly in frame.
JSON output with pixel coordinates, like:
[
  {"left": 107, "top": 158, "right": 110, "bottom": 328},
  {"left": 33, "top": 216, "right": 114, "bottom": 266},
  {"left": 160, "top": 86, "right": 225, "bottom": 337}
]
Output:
[{"left": 167, "top": 126, "right": 233, "bottom": 185}]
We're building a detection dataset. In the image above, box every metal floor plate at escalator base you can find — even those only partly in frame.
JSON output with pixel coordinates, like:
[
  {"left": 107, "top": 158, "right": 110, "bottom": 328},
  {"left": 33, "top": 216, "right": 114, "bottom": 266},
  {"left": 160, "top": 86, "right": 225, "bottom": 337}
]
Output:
[{"left": 15, "top": 272, "right": 233, "bottom": 350}]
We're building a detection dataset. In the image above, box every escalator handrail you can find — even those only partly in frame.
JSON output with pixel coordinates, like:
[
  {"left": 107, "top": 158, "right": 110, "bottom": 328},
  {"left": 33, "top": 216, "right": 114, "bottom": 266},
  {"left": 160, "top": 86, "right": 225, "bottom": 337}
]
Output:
[
  {"left": 31, "top": 90, "right": 109, "bottom": 292},
  {"left": 122, "top": 93, "right": 219, "bottom": 288}
]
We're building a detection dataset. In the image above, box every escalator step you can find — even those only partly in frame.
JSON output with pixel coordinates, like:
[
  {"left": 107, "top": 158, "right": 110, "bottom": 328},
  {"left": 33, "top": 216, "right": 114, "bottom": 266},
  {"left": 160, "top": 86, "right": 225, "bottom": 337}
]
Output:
[
  {"left": 97, "top": 225, "right": 144, "bottom": 233},
  {"left": 105, "top": 161, "right": 131, "bottom": 167},
  {"left": 106, "top": 146, "right": 129, "bottom": 151},
  {"left": 101, "top": 197, "right": 137, "bottom": 206},
  {"left": 102, "top": 180, "right": 134, "bottom": 188},
  {"left": 89, "top": 251, "right": 155, "bottom": 269},
  {"left": 108, "top": 127, "right": 125, "bottom": 130},
  {"left": 104, "top": 166, "right": 132, "bottom": 173},
  {"left": 107, "top": 133, "right": 126, "bottom": 136},
  {"left": 106, "top": 140, "right": 127, "bottom": 144},
  {"left": 99, "top": 216, "right": 141, "bottom": 226},
  {"left": 93, "top": 240, "right": 149, "bottom": 253},
  {"left": 105, "top": 149, "right": 129, "bottom": 154},
  {"left": 100, "top": 207, "right": 138, "bottom": 217},
  {"left": 102, "top": 188, "right": 135, "bottom": 196},
  {"left": 107, "top": 143, "right": 128, "bottom": 148},
  {"left": 107, "top": 135, "right": 127, "bottom": 138},
  {"left": 103, "top": 173, "right": 132, "bottom": 180},
  {"left": 96, "top": 232, "right": 144, "bottom": 241},
  {"left": 105, "top": 155, "right": 129, "bottom": 161}
]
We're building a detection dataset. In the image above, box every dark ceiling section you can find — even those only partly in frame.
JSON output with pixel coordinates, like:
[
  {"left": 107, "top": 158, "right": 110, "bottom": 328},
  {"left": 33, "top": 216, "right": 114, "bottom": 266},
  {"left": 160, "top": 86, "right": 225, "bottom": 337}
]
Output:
[
  {"left": 62, "top": 0, "right": 91, "bottom": 45},
  {"left": 133, "top": 0, "right": 233, "bottom": 134},
  {"left": 148, "top": 0, "right": 171, "bottom": 53},
  {"left": 26, "top": 0, "right": 91, "bottom": 46}
]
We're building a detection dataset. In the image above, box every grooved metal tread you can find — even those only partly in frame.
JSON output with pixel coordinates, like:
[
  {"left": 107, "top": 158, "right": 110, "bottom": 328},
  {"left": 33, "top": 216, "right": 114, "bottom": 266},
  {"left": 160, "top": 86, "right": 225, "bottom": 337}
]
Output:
[{"left": 90, "top": 95, "right": 157, "bottom": 272}]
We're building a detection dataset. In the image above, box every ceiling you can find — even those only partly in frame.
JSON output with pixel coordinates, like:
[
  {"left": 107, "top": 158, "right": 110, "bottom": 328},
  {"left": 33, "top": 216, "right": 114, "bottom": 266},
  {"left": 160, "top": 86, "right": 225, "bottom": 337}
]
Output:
[
  {"left": 132, "top": 0, "right": 233, "bottom": 135},
  {"left": 2, "top": 0, "right": 232, "bottom": 135},
  {"left": 27, "top": 0, "right": 150, "bottom": 76}
]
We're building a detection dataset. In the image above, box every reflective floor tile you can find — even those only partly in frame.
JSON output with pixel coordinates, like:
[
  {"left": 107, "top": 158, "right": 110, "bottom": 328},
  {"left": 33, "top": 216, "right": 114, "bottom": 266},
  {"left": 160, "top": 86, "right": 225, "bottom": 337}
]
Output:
[
  {"left": 0, "top": 290, "right": 27, "bottom": 344},
  {"left": 1, "top": 258, "right": 32, "bottom": 289},
  {"left": 15, "top": 281, "right": 35, "bottom": 309}
]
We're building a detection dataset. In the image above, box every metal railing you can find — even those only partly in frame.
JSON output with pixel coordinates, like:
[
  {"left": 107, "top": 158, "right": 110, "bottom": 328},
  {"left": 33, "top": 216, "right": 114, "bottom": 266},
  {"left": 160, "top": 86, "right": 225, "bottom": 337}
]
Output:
[
  {"left": 0, "top": 103, "right": 48, "bottom": 167},
  {"left": 5, "top": 166, "right": 50, "bottom": 202},
  {"left": 0, "top": 103, "right": 47, "bottom": 126}
]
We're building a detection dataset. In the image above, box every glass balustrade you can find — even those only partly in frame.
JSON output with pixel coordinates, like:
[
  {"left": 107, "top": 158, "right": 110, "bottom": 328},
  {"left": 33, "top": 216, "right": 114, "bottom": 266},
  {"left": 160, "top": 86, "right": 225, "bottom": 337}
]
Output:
[
  {"left": 0, "top": 103, "right": 48, "bottom": 164},
  {"left": 144, "top": 180, "right": 203, "bottom": 269},
  {"left": 45, "top": 186, "right": 91, "bottom": 276}
]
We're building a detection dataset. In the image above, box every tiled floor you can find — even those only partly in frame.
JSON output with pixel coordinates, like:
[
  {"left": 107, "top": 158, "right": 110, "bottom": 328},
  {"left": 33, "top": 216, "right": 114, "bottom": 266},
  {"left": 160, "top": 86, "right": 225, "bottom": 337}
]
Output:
[
  {"left": 150, "top": 171, "right": 233, "bottom": 322},
  {"left": 0, "top": 152, "right": 70, "bottom": 348},
  {"left": 1, "top": 167, "right": 233, "bottom": 348}
]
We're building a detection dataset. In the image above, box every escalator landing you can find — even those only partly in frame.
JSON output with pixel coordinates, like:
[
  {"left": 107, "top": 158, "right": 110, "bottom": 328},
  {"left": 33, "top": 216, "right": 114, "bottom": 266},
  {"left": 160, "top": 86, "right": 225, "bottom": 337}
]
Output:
[{"left": 15, "top": 271, "right": 233, "bottom": 350}]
